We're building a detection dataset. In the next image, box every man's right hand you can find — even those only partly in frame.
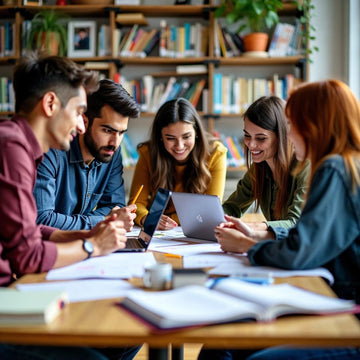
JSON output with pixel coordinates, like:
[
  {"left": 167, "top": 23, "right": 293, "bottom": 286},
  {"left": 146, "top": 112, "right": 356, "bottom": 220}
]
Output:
[
  {"left": 88, "top": 214, "right": 127, "bottom": 255},
  {"left": 107, "top": 205, "right": 136, "bottom": 232}
]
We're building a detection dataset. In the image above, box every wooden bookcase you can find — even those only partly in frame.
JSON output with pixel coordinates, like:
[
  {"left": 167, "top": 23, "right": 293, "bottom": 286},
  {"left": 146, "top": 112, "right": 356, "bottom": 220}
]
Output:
[{"left": 0, "top": 1, "right": 308, "bottom": 172}]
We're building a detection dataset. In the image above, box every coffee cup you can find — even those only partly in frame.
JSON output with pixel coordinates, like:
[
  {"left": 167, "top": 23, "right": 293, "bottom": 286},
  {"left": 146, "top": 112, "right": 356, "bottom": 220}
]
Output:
[{"left": 143, "top": 262, "right": 172, "bottom": 290}]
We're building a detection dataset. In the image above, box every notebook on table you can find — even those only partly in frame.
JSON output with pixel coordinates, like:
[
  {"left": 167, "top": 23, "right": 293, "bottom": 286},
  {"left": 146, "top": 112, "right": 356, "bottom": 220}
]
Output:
[
  {"left": 171, "top": 192, "right": 225, "bottom": 242},
  {"left": 117, "top": 188, "right": 172, "bottom": 252}
]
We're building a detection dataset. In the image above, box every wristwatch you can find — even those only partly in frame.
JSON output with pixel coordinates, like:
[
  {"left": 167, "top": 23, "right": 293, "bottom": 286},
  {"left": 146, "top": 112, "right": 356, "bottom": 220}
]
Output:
[{"left": 82, "top": 239, "right": 94, "bottom": 259}]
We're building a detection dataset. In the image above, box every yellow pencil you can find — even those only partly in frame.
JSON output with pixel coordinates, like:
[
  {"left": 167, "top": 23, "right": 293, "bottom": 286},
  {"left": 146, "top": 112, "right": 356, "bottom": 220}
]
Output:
[
  {"left": 131, "top": 184, "right": 144, "bottom": 205},
  {"left": 164, "top": 253, "right": 182, "bottom": 259}
]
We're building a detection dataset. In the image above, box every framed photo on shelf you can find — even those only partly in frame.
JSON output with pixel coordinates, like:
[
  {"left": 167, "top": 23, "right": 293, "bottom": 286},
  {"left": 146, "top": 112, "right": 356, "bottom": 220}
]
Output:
[
  {"left": 68, "top": 21, "right": 96, "bottom": 58},
  {"left": 23, "top": 0, "right": 43, "bottom": 5}
]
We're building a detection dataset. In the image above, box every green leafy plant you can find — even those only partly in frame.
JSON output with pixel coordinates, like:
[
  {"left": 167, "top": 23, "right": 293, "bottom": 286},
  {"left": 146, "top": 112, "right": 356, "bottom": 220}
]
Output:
[
  {"left": 27, "top": 10, "right": 69, "bottom": 56},
  {"left": 214, "top": 0, "right": 283, "bottom": 34},
  {"left": 295, "top": 0, "right": 318, "bottom": 62}
]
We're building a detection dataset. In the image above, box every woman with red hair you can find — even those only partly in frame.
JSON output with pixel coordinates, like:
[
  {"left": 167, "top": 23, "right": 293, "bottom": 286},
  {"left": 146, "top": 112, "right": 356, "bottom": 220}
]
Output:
[{"left": 199, "top": 80, "right": 360, "bottom": 360}]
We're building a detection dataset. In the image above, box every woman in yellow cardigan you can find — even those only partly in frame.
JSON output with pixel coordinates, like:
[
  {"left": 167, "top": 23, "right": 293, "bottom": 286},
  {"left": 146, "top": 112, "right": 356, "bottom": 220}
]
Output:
[{"left": 128, "top": 98, "right": 227, "bottom": 230}]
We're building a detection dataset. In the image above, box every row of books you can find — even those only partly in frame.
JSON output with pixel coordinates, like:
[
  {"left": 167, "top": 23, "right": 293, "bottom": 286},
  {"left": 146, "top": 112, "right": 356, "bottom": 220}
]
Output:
[
  {"left": 113, "top": 25, "right": 160, "bottom": 58},
  {"left": 159, "top": 20, "right": 208, "bottom": 58},
  {"left": 213, "top": 73, "right": 299, "bottom": 114},
  {"left": 120, "top": 133, "right": 139, "bottom": 168},
  {"left": 114, "top": 73, "right": 207, "bottom": 113},
  {"left": 214, "top": 131, "right": 245, "bottom": 168},
  {"left": 0, "top": 77, "right": 15, "bottom": 112},
  {"left": 268, "top": 19, "right": 305, "bottom": 57},
  {"left": 0, "top": 22, "right": 15, "bottom": 57},
  {"left": 214, "top": 19, "right": 244, "bottom": 58}
]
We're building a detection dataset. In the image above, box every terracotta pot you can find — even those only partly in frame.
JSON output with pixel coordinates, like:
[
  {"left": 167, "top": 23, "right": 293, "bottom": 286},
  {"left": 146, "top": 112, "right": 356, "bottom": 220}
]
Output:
[
  {"left": 243, "top": 33, "right": 269, "bottom": 52},
  {"left": 37, "top": 32, "right": 60, "bottom": 56}
]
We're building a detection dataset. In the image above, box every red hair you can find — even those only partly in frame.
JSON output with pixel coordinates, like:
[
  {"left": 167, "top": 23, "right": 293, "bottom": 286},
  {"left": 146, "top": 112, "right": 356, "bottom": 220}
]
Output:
[{"left": 285, "top": 80, "right": 360, "bottom": 187}]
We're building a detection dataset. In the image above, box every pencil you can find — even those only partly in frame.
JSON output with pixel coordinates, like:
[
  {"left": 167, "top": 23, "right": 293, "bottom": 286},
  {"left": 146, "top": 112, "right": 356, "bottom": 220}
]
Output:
[
  {"left": 164, "top": 253, "right": 182, "bottom": 259},
  {"left": 131, "top": 184, "right": 144, "bottom": 205}
]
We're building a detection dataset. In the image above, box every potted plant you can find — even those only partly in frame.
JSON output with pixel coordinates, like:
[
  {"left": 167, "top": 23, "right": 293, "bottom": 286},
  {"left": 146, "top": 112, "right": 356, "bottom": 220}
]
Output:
[
  {"left": 215, "top": 0, "right": 283, "bottom": 54},
  {"left": 27, "top": 10, "right": 69, "bottom": 56}
]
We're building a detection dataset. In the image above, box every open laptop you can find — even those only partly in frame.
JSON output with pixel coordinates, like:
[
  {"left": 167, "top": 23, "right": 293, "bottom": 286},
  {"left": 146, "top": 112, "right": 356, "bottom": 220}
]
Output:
[
  {"left": 116, "top": 188, "right": 172, "bottom": 252},
  {"left": 171, "top": 192, "right": 226, "bottom": 242}
]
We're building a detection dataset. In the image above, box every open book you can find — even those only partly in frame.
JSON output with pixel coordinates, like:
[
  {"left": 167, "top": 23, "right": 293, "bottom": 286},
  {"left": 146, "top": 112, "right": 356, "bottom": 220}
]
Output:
[
  {"left": 120, "top": 278, "right": 358, "bottom": 330},
  {"left": 0, "top": 288, "right": 68, "bottom": 325}
]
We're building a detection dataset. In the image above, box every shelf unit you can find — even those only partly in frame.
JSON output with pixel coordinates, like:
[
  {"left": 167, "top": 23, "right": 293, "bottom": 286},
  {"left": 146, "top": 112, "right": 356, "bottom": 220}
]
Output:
[{"left": 0, "top": 1, "right": 308, "bottom": 172}]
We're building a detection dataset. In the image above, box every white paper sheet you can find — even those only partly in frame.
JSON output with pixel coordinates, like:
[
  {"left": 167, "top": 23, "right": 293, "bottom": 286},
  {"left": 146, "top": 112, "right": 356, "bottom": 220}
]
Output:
[
  {"left": 46, "top": 252, "right": 156, "bottom": 281},
  {"left": 206, "top": 257, "right": 334, "bottom": 284},
  {"left": 17, "top": 279, "right": 140, "bottom": 303}
]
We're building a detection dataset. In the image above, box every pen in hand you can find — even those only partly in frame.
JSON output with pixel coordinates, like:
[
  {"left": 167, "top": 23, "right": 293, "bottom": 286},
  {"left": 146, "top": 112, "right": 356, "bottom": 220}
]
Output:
[{"left": 130, "top": 185, "right": 144, "bottom": 213}]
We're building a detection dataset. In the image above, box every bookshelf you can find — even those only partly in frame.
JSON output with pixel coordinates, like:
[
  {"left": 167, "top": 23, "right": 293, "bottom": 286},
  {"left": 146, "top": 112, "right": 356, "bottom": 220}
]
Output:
[{"left": 0, "top": 0, "right": 308, "bottom": 172}]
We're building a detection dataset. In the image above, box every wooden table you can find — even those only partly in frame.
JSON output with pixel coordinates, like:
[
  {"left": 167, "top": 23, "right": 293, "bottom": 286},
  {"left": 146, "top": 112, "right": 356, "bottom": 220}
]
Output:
[
  {"left": 1, "top": 215, "right": 360, "bottom": 359},
  {"left": 1, "top": 275, "right": 360, "bottom": 359}
]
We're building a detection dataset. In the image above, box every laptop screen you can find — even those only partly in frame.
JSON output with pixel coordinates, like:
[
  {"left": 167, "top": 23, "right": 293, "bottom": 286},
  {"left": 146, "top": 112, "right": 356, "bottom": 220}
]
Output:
[{"left": 138, "top": 188, "right": 171, "bottom": 244}]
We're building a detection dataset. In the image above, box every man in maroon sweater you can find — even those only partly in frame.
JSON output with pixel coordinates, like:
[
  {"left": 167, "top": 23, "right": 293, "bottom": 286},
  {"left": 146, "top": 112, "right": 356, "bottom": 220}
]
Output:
[{"left": 0, "top": 53, "right": 139, "bottom": 360}]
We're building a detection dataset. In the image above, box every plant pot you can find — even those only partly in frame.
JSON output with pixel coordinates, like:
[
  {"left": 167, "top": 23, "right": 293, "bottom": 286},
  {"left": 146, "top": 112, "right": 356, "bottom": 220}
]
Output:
[
  {"left": 36, "top": 32, "right": 60, "bottom": 56},
  {"left": 243, "top": 32, "right": 269, "bottom": 52}
]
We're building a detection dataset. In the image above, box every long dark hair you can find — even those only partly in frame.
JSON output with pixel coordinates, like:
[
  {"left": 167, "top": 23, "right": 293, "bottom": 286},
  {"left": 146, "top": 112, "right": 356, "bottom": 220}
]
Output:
[
  {"left": 244, "top": 96, "right": 294, "bottom": 219},
  {"left": 142, "top": 98, "right": 217, "bottom": 193}
]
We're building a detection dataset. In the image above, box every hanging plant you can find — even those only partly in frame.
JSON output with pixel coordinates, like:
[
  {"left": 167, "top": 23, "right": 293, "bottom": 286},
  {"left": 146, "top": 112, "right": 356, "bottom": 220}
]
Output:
[{"left": 295, "top": 0, "right": 318, "bottom": 63}]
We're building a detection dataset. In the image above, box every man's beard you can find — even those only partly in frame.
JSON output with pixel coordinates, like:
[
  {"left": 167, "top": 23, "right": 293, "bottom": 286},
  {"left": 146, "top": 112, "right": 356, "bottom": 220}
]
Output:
[{"left": 84, "top": 132, "right": 117, "bottom": 163}]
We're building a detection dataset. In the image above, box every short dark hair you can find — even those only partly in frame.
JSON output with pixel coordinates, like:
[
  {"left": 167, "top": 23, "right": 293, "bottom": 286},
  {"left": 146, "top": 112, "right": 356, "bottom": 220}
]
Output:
[
  {"left": 85, "top": 79, "right": 140, "bottom": 125},
  {"left": 13, "top": 52, "right": 99, "bottom": 113}
]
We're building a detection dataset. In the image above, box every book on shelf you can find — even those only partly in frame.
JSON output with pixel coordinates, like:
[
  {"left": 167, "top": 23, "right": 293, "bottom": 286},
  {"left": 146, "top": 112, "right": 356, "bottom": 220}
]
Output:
[
  {"left": 131, "top": 29, "right": 149, "bottom": 54},
  {"left": 0, "top": 288, "right": 68, "bottom": 325},
  {"left": 115, "top": 0, "right": 141, "bottom": 4},
  {"left": 159, "top": 20, "right": 168, "bottom": 57},
  {"left": 213, "top": 19, "right": 221, "bottom": 58},
  {"left": 268, "top": 23, "right": 296, "bottom": 58},
  {"left": 120, "top": 25, "right": 139, "bottom": 56},
  {"left": 158, "top": 76, "right": 177, "bottom": 107},
  {"left": 98, "top": 25, "right": 111, "bottom": 57},
  {"left": 189, "top": 78, "right": 206, "bottom": 108},
  {"left": 223, "top": 30, "right": 241, "bottom": 57},
  {"left": 120, "top": 278, "right": 358, "bottom": 330},
  {"left": 0, "top": 77, "right": 14, "bottom": 112},
  {"left": 176, "top": 64, "right": 207, "bottom": 74},
  {"left": 139, "top": 29, "right": 160, "bottom": 58},
  {"left": 115, "top": 13, "right": 148, "bottom": 26},
  {"left": 217, "top": 132, "right": 244, "bottom": 168},
  {"left": 215, "top": 21, "right": 228, "bottom": 58},
  {"left": 120, "top": 133, "right": 138, "bottom": 167}
]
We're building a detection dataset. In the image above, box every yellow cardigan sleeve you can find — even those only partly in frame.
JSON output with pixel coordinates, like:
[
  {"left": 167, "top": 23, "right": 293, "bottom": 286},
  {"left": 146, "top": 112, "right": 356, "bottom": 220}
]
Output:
[
  {"left": 205, "top": 141, "right": 228, "bottom": 201},
  {"left": 128, "top": 145, "right": 152, "bottom": 226},
  {"left": 128, "top": 141, "right": 228, "bottom": 226}
]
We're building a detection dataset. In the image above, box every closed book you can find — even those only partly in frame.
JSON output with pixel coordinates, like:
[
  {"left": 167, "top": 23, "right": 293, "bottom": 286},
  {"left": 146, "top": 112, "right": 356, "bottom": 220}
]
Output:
[
  {"left": 0, "top": 289, "right": 68, "bottom": 325},
  {"left": 140, "top": 30, "right": 160, "bottom": 57},
  {"left": 120, "top": 278, "right": 358, "bottom": 330},
  {"left": 189, "top": 78, "right": 206, "bottom": 108},
  {"left": 175, "top": 64, "right": 207, "bottom": 74}
]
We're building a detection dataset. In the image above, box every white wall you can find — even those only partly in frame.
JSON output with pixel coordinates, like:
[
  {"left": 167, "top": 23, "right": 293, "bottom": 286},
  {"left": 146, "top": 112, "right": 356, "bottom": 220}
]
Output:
[{"left": 309, "top": 0, "right": 360, "bottom": 99}]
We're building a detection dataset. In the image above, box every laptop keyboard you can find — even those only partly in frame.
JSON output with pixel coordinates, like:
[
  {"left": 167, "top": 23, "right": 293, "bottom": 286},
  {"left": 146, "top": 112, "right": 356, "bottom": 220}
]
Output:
[{"left": 126, "top": 237, "right": 145, "bottom": 249}]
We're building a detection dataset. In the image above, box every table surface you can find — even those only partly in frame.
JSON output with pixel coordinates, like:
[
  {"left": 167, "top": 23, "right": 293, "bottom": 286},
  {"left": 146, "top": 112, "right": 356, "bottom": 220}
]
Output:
[{"left": 1, "top": 213, "right": 360, "bottom": 350}]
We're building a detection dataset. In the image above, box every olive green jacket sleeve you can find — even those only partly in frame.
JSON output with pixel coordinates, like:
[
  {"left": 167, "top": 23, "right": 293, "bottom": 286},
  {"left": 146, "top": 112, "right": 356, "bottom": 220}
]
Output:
[{"left": 223, "top": 159, "right": 310, "bottom": 229}]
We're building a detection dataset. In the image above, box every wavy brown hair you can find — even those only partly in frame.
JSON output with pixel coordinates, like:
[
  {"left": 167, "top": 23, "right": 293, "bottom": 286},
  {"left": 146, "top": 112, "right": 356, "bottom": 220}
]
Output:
[
  {"left": 285, "top": 80, "right": 360, "bottom": 188},
  {"left": 244, "top": 96, "right": 295, "bottom": 219},
  {"left": 142, "top": 98, "right": 217, "bottom": 193}
]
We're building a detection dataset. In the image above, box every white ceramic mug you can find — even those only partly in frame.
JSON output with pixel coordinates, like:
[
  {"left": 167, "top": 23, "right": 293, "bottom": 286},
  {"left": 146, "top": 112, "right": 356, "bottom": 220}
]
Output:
[{"left": 143, "top": 262, "right": 172, "bottom": 290}]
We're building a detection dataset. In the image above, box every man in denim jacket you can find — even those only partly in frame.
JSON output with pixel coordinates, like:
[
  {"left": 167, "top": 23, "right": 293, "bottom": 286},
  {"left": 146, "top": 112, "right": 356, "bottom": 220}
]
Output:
[{"left": 34, "top": 79, "right": 140, "bottom": 231}]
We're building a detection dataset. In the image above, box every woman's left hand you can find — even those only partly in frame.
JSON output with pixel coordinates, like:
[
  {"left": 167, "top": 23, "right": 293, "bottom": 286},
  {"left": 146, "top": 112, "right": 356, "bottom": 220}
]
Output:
[{"left": 157, "top": 214, "right": 178, "bottom": 230}]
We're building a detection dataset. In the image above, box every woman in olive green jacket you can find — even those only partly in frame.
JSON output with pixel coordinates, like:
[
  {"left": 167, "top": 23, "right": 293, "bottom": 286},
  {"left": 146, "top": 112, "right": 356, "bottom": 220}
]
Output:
[{"left": 223, "top": 96, "right": 309, "bottom": 230}]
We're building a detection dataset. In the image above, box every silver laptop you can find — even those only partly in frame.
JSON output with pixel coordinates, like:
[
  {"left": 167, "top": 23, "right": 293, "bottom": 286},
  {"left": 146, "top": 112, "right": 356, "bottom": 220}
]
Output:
[
  {"left": 116, "top": 188, "right": 172, "bottom": 252},
  {"left": 171, "top": 192, "right": 225, "bottom": 242}
]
